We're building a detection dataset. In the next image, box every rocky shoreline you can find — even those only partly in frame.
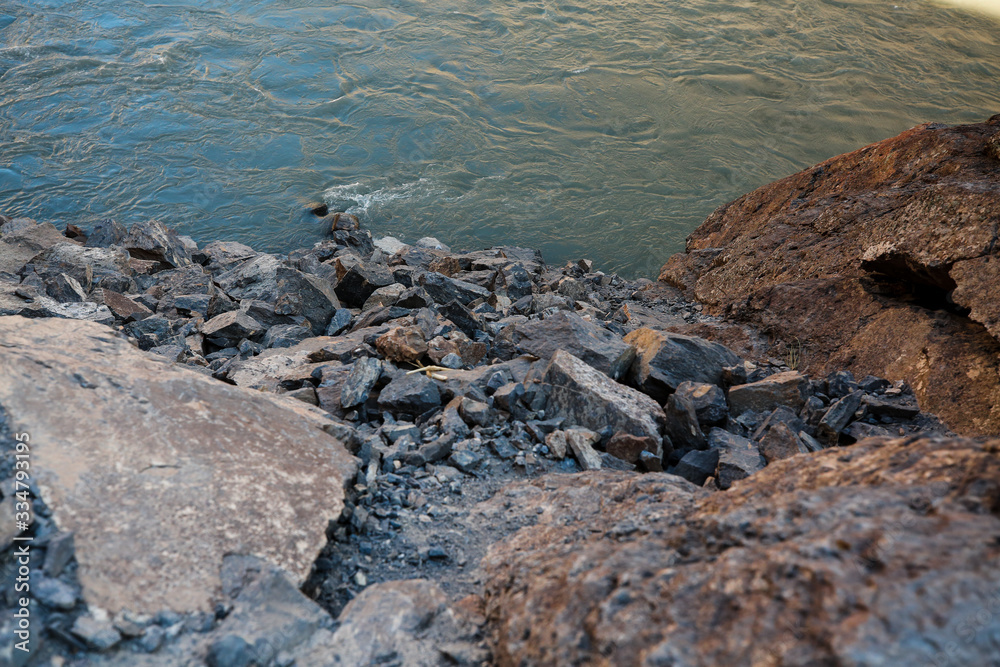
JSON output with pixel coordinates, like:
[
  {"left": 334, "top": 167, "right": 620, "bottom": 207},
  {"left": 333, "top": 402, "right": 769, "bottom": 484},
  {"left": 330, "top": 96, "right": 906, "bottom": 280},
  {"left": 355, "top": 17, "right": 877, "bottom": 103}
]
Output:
[{"left": 1, "top": 117, "right": 999, "bottom": 666}]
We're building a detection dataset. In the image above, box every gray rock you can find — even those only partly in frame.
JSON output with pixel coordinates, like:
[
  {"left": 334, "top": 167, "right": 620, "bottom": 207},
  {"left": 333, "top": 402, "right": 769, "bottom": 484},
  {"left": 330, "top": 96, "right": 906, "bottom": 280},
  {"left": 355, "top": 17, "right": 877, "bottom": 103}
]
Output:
[
  {"left": 728, "top": 371, "right": 809, "bottom": 415},
  {"left": 85, "top": 218, "right": 127, "bottom": 248},
  {"left": 334, "top": 259, "right": 395, "bottom": 307},
  {"left": 673, "top": 381, "right": 729, "bottom": 426},
  {"left": 45, "top": 272, "right": 88, "bottom": 302},
  {"left": 663, "top": 391, "right": 707, "bottom": 451},
  {"left": 543, "top": 350, "right": 666, "bottom": 449},
  {"left": 217, "top": 256, "right": 340, "bottom": 334},
  {"left": 502, "top": 311, "right": 635, "bottom": 379},
  {"left": 297, "top": 579, "right": 479, "bottom": 667},
  {"left": 710, "top": 428, "right": 765, "bottom": 490},
  {"left": 123, "top": 219, "right": 192, "bottom": 269},
  {"left": 418, "top": 271, "right": 491, "bottom": 306},
  {"left": 137, "top": 624, "right": 165, "bottom": 653},
  {"left": 827, "top": 370, "right": 859, "bottom": 398},
  {"left": 437, "top": 299, "right": 482, "bottom": 338},
  {"left": 31, "top": 242, "right": 133, "bottom": 293},
  {"left": 758, "top": 422, "right": 809, "bottom": 464},
  {"left": 72, "top": 614, "right": 122, "bottom": 651},
  {"left": 624, "top": 328, "right": 742, "bottom": 402},
  {"left": 325, "top": 308, "right": 353, "bottom": 336},
  {"left": 567, "top": 428, "right": 603, "bottom": 470},
  {"left": 207, "top": 635, "right": 257, "bottom": 667},
  {"left": 674, "top": 448, "right": 720, "bottom": 486},
  {"left": 863, "top": 394, "right": 921, "bottom": 419},
  {"left": 202, "top": 310, "right": 264, "bottom": 345},
  {"left": 33, "top": 577, "right": 78, "bottom": 610},
  {"left": 0, "top": 316, "right": 358, "bottom": 615},
  {"left": 44, "top": 531, "right": 75, "bottom": 577},
  {"left": 377, "top": 372, "right": 442, "bottom": 415},
  {"left": 262, "top": 323, "right": 313, "bottom": 349},
  {"left": 818, "top": 390, "right": 865, "bottom": 444},
  {"left": 843, "top": 421, "right": 897, "bottom": 442},
  {"left": 361, "top": 283, "right": 406, "bottom": 312},
  {"left": 492, "top": 382, "right": 525, "bottom": 413},
  {"left": 0, "top": 220, "right": 69, "bottom": 276},
  {"left": 341, "top": 357, "right": 383, "bottom": 409}
]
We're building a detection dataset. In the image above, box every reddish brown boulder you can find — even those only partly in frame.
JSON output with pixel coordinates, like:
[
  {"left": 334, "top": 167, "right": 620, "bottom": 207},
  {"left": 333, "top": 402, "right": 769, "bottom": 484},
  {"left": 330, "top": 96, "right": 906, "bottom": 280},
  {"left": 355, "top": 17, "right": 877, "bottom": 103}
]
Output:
[
  {"left": 482, "top": 436, "right": 1000, "bottom": 666},
  {"left": 660, "top": 116, "right": 1000, "bottom": 435}
]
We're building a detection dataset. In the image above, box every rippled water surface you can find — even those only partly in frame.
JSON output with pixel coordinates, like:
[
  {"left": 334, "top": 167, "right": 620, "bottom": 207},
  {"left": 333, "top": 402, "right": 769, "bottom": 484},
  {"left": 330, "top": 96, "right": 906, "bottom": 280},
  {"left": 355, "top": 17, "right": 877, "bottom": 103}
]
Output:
[{"left": 1, "top": 0, "right": 998, "bottom": 276}]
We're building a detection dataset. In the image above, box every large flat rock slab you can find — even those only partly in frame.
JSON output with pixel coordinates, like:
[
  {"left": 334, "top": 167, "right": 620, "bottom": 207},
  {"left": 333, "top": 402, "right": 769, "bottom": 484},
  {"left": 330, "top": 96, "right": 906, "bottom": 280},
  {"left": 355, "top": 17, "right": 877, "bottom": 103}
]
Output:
[
  {"left": 0, "top": 316, "right": 357, "bottom": 615},
  {"left": 482, "top": 436, "right": 1000, "bottom": 665}
]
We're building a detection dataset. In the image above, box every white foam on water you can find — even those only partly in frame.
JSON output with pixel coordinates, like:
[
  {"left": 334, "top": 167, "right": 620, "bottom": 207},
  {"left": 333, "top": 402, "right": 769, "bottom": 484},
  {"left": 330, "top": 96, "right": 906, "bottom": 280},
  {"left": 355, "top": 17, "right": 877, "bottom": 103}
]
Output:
[{"left": 322, "top": 178, "right": 442, "bottom": 216}]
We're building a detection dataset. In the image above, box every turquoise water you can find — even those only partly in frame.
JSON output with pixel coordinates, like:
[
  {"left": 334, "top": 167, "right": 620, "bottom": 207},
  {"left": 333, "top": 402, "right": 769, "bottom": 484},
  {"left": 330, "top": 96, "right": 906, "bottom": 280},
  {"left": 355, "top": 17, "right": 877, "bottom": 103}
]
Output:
[{"left": 1, "top": 0, "right": 998, "bottom": 277}]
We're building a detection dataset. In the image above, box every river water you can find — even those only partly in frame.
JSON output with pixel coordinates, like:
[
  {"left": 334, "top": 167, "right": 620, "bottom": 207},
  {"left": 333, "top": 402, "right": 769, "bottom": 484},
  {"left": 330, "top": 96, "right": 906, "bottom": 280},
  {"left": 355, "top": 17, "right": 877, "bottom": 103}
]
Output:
[{"left": 1, "top": 0, "right": 998, "bottom": 276}]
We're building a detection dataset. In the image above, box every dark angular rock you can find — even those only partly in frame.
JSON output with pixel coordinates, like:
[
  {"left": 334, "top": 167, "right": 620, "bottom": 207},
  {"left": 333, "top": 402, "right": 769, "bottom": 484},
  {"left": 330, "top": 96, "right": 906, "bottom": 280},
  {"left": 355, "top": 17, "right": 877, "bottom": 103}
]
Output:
[
  {"left": 758, "top": 422, "right": 808, "bottom": 464},
  {"left": 418, "top": 271, "right": 490, "bottom": 306},
  {"left": 674, "top": 448, "right": 720, "bottom": 486},
  {"left": 624, "top": 328, "right": 742, "bottom": 402},
  {"left": 502, "top": 311, "right": 635, "bottom": 379},
  {"left": 262, "top": 323, "right": 313, "bottom": 349},
  {"left": 863, "top": 395, "right": 921, "bottom": 419},
  {"left": 492, "top": 382, "right": 525, "bottom": 412},
  {"left": 45, "top": 272, "right": 88, "bottom": 302},
  {"left": 843, "top": 421, "right": 897, "bottom": 442},
  {"left": 85, "top": 218, "right": 127, "bottom": 248},
  {"left": 202, "top": 311, "right": 264, "bottom": 345},
  {"left": 543, "top": 350, "right": 666, "bottom": 449},
  {"left": 43, "top": 531, "right": 76, "bottom": 577},
  {"left": 326, "top": 308, "right": 353, "bottom": 336},
  {"left": 207, "top": 634, "right": 256, "bottom": 667},
  {"left": 710, "top": 428, "right": 765, "bottom": 489},
  {"left": 34, "top": 576, "right": 78, "bottom": 610},
  {"left": 341, "top": 357, "right": 383, "bottom": 409},
  {"left": 335, "top": 259, "right": 394, "bottom": 307},
  {"left": 437, "top": 299, "right": 482, "bottom": 337},
  {"left": 664, "top": 391, "right": 706, "bottom": 451},
  {"left": 818, "top": 390, "right": 865, "bottom": 444},
  {"left": 459, "top": 398, "right": 491, "bottom": 427},
  {"left": 673, "top": 381, "right": 729, "bottom": 426},
  {"left": 827, "top": 370, "right": 859, "bottom": 398},
  {"left": 71, "top": 615, "right": 121, "bottom": 651},
  {"left": 752, "top": 405, "right": 808, "bottom": 441},
  {"left": 123, "top": 219, "right": 192, "bottom": 269},
  {"left": 377, "top": 372, "right": 442, "bottom": 415},
  {"left": 639, "top": 450, "right": 663, "bottom": 472},
  {"left": 491, "top": 263, "right": 534, "bottom": 300}
]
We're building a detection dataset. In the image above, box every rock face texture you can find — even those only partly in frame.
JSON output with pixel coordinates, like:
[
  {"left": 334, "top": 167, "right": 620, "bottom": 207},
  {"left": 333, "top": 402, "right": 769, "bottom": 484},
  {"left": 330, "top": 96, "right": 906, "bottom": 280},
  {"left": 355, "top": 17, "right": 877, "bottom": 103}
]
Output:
[
  {"left": 482, "top": 436, "right": 1000, "bottom": 666},
  {"left": 0, "top": 316, "right": 357, "bottom": 615},
  {"left": 659, "top": 116, "right": 1000, "bottom": 436}
]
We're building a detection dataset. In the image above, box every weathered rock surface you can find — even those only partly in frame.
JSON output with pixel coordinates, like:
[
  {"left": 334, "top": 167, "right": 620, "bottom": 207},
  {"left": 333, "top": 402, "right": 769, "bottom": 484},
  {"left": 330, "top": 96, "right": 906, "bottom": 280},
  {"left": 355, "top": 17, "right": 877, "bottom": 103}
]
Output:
[
  {"left": 483, "top": 436, "right": 1000, "bottom": 666},
  {"left": 0, "top": 316, "right": 357, "bottom": 614},
  {"left": 542, "top": 350, "right": 666, "bottom": 450},
  {"left": 498, "top": 310, "right": 636, "bottom": 379},
  {"left": 660, "top": 116, "right": 1000, "bottom": 435},
  {"left": 624, "top": 328, "right": 741, "bottom": 402}
]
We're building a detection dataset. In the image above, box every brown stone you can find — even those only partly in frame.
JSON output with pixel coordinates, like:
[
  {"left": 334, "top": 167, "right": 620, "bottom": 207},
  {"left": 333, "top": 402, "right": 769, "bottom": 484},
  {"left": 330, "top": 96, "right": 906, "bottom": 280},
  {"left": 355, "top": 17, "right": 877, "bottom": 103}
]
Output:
[
  {"left": 605, "top": 432, "right": 660, "bottom": 464},
  {"left": 482, "top": 436, "right": 1000, "bottom": 665},
  {"left": 0, "top": 316, "right": 357, "bottom": 615},
  {"left": 375, "top": 326, "right": 428, "bottom": 363},
  {"left": 660, "top": 116, "right": 1000, "bottom": 435},
  {"left": 101, "top": 289, "right": 152, "bottom": 322}
]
